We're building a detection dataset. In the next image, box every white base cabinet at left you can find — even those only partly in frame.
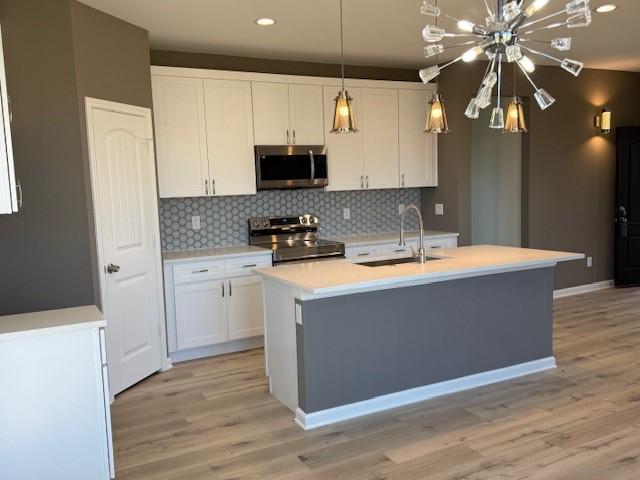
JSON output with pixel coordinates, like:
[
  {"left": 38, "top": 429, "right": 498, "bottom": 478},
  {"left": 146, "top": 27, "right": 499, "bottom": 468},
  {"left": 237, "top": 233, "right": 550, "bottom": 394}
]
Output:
[
  {"left": 0, "top": 309, "right": 114, "bottom": 480},
  {"left": 164, "top": 254, "right": 271, "bottom": 362}
]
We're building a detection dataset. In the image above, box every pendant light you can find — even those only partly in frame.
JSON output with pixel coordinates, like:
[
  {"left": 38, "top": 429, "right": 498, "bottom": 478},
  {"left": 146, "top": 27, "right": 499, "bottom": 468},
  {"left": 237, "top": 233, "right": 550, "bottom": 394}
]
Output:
[
  {"left": 424, "top": 0, "right": 450, "bottom": 134},
  {"left": 331, "top": 0, "right": 357, "bottom": 133},
  {"left": 504, "top": 64, "right": 528, "bottom": 133}
]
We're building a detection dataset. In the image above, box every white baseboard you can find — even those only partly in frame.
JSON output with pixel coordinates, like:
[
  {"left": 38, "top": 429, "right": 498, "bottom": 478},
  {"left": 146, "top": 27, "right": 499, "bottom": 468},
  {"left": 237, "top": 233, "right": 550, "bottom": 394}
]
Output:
[
  {"left": 295, "top": 356, "right": 556, "bottom": 430},
  {"left": 169, "top": 336, "right": 263, "bottom": 363},
  {"left": 553, "top": 280, "right": 614, "bottom": 299}
]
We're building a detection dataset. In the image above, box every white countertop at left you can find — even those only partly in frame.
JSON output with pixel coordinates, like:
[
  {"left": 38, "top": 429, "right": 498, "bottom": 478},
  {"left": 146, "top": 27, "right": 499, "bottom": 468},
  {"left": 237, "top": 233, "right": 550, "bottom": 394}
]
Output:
[
  {"left": 162, "top": 245, "right": 272, "bottom": 263},
  {"left": 256, "top": 245, "right": 584, "bottom": 298},
  {"left": 0, "top": 305, "right": 105, "bottom": 340}
]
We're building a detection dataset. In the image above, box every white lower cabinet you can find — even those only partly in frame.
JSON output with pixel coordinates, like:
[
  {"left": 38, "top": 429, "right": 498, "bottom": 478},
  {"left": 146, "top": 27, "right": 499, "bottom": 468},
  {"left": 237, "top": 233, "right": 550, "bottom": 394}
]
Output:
[
  {"left": 228, "top": 275, "right": 264, "bottom": 340},
  {"left": 165, "top": 254, "right": 271, "bottom": 361},
  {"left": 175, "top": 280, "right": 228, "bottom": 350}
]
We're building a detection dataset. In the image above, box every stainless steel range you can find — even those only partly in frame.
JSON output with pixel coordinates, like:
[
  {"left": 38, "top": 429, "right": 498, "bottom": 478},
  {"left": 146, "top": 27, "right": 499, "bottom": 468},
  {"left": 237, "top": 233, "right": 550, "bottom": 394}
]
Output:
[{"left": 248, "top": 214, "right": 345, "bottom": 265}]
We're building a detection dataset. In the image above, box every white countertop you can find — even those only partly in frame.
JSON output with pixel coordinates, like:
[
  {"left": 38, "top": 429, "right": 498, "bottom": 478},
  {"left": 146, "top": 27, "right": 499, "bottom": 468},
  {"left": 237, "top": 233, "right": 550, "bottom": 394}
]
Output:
[
  {"left": 162, "top": 230, "right": 459, "bottom": 264},
  {"left": 163, "top": 245, "right": 272, "bottom": 263},
  {"left": 335, "top": 230, "right": 459, "bottom": 247},
  {"left": 0, "top": 305, "right": 105, "bottom": 340},
  {"left": 256, "top": 245, "right": 584, "bottom": 298}
]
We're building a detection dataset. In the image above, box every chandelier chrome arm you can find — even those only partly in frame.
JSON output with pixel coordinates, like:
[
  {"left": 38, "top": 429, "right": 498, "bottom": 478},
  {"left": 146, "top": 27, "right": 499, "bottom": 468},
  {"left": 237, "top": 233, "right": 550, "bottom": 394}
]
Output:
[{"left": 520, "top": 9, "right": 566, "bottom": 29}]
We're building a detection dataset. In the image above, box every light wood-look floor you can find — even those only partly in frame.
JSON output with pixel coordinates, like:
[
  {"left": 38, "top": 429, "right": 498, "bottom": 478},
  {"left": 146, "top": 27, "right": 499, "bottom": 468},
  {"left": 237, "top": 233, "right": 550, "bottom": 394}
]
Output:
[{"left": 112, "top": 287, "right": 640, "bottom": 479}]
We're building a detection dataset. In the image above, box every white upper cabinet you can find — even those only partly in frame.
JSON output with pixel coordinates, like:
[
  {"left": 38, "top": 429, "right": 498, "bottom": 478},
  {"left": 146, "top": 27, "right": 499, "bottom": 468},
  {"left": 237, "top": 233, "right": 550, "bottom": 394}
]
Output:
[
  {"left": 0, "top": 25, "right": 18, "bottom": 215},
  {"left": 252, "top": 82, "right": 324, "bottom": 145},
  {"left": 361, "top": 88, "right": 399, "bottom": 190},
  {"left": 251, "top": 82, "right": 290, "bottom": 145},
  {"left": 203, "top": 79, "right": 256, "bottom": 196},
  {"left": 323, "top": 86, "right": 364, "bottom": 191},
  {"left": 399, "top": 89, "right": 438, "bottom": 188},
  {"left": 288, "top": 84, "right": 324, "bottom": 145},
  {"left": 152, "top": 76, "right": 209, "bottom": 198}
]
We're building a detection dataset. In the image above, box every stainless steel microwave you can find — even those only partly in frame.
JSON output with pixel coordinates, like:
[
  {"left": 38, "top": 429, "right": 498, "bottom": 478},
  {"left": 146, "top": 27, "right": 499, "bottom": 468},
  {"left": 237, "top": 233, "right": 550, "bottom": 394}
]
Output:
[{"left": 255, "top": 145, "right": 328, "bottom": 190}]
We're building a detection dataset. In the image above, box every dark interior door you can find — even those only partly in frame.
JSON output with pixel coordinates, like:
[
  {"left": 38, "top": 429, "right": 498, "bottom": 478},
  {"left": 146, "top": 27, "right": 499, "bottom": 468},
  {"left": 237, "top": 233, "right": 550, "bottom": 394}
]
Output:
[{"left": 615, "top": 127, "right": 640, "bottom": 286}]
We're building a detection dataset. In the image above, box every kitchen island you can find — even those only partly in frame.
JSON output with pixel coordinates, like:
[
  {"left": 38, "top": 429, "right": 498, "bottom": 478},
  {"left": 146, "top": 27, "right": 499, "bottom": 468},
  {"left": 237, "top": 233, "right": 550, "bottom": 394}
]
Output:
[{"left": 255, "top": 245, "right": 583, "bottom": 429}]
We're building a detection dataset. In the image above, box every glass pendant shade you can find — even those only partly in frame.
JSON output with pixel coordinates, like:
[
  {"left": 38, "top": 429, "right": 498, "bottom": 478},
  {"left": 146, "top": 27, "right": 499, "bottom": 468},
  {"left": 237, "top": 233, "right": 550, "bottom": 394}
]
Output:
[
  {"left": 561, "top": 58, "right": 584, "bottom": 76},
  {"left": 419, "top": 65, "right": 441, "bottom": 83},
  {"left": 465, "top": 97, "right": 480, "bottom": 119},
  {"left": 424, "top": 44, "right": 444, "bottom": 58},
  {"left": 476, "top": 85, "right": 493, "bottom": 109},
  {"left": 567, "top": 11, "right": 592, "bottom": 28},
  {"left": 566, "top": 0, "right": 589, "bottom": 15},
  {"left": 422, "top": 25, "right": 445, "bottom": 42},
  {"left": 331, "top": 90, "right": 357, "bottom": 133},
  {"left": 505, "top": 97, "right": 528, "bottom": 133},
  {"left": 420, "top": 1, "right": 441, "bottom": 16},
  {"left": 483, "top": 72, "right": 498, "bottom": 87},
  {"left": 425, "top": 93, "right": 450, "bottom": 134},
  {"left": 503, "top": 1, "right": 522, "bottom": 22},
  {"left": 551, "top": 37, "right": 572, "bottom": 51},
  {"left": 534, "top": 88, "right": 556, "bottom": 110},
  {"left": 594, "top": 108, "right": 611, "bottom": 134},
  {"left": 489, "top": 107, "right": 505, "bottom": 129},
  {"left": 506, "top": 44, "right": 523, "bottom": 63}
]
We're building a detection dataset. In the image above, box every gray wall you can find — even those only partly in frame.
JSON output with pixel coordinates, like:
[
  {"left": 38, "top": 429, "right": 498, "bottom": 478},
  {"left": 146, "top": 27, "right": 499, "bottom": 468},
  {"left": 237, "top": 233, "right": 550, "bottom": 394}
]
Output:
[
  {"left": 0, "top": 0, "right": 152, "bottom": 315},
  {"left": 422, "top": 62, "right": 640, "bottom": 289}
]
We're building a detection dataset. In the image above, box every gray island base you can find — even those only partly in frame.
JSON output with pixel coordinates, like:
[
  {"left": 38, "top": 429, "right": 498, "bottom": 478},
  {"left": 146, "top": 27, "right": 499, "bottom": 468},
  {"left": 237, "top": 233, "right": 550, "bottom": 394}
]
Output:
[{"left": 257, "top": 245, "right": 582, "bottom": 429}]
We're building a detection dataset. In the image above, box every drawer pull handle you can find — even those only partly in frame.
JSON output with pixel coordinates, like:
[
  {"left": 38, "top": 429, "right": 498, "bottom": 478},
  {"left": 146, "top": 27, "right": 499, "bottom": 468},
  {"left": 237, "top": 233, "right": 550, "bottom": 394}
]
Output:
[
  {"left": 357, "top": 252, "right": 371, "bottom": 257},
  {"left": 430, "top": 245, "right": 442, "bottom": 249},
  {"left": 192, "top": 269, "right": 209, "bottom": 273},
  {"left": 394, "top": 249, "right": 406, "bottom": 253},
  {"left": 242, "top": 264, "right": 258, "bottom": 268}
]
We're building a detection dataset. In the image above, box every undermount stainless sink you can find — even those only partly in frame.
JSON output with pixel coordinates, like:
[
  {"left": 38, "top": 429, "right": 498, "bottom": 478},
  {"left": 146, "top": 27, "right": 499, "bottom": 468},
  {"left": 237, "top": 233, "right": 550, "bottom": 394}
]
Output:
[{"left": 358, "top": 256, "right": 443, "bottom": 267}]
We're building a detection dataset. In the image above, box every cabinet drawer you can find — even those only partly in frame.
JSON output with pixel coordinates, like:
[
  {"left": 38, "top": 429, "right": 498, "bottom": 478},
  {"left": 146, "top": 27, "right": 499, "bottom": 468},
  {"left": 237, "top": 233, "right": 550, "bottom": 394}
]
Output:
[
  {"left": 379, "top": 245, "right": 415, "bottom": 258},
  {"left": 225, "top": 255, "right": 272, "bottom": 278},
  {"left": 425, "top": 237, "right": 458, "bottom": 250},
  {"left": 173, "top": 260, "right": 226, "bottom": 285},
  {"left": 345, "top": 246, "right": 380, "bottom": 260}
]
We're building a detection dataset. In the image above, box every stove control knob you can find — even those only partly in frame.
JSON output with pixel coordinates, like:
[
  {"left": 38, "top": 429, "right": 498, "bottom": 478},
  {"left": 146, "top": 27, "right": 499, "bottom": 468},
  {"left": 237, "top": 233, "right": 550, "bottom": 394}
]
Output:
[
  {"left": 313, "top": 216, "right": 319, "bottom": 224},
  {"left": 253, "top": 221, "right": 260, "bottom": 228},
  {"left": 262, "top": 220, "right": 269, "bottom": 227}
]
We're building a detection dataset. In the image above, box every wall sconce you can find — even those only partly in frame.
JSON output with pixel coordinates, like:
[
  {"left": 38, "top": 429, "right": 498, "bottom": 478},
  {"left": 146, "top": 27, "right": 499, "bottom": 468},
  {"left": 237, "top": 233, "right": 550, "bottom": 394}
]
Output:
[{"left": 594, "top": 108, "right": 612, "bottom": 134}]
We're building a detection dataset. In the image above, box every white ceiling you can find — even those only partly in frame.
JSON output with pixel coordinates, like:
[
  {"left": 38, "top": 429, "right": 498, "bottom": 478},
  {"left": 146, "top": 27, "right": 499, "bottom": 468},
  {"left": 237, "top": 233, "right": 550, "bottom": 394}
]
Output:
[{"left": 79, "top": 0, "right": 640, "bottom": 72}]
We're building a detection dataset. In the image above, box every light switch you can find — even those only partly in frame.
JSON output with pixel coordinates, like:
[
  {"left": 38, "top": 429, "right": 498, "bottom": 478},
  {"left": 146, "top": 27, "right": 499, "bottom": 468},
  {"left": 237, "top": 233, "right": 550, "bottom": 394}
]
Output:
[
  {"left": 191, "top": 215, "right": 201, "bottom": 230},
  {"left": 435, "top": 204, "right": 444, "bottom": 216},
  {"left": 587, "top": 257, "right": 593, "bottom": 268},
  {"left": 343, "top": 208, "right": 351, "bottom": 220}
]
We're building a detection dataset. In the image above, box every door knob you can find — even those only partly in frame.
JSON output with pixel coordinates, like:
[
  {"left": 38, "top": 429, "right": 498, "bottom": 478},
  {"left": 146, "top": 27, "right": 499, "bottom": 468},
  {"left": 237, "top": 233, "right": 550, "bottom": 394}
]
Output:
[{"left": 106, "top": 263, "right": 120, "bottom": 274}]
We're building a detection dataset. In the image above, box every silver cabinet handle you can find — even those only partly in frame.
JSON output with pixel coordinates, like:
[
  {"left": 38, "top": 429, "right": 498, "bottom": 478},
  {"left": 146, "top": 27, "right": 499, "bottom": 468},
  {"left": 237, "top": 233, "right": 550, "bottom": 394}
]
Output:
[
  {"left": 16, "top": 179, "right": 22, "bottom": 208},
  {"left": 212, "top": 179, "right": 216, "bottom": 195},
  {"left": 366, "top": 175, "right": 369, "bottom": 189},
  {"left": 309, "top": 150, "right": 315, "bottom": 180},
  {"left": 357, "top": 252, "right": 371, "bottom": 257},
  {"left": 293, "top": 129, "right": 296, "bottom": 144},
  {"left": 394, "top": 248, "right": 406, "bottom": 253},
  {"left": 205, "top": 179, "right": 209, "bottom": 195},
  {"left": 360, "top": 176, "right": 364, "bottom": 189},
  {"left": 191, "top": 269, "right": 209, "bottom": 274},
  {"left": 242, "top": 264, "right": 257, "bottom": 268},
  {"left": 222, "top": 281, "right": 225, "bottom": 297},
  {"left": 229, "top": 280, "right": 232, "bottom": 296},
  {"left": 286, "top": 129, "right": 290, "bottom": 144},
  {"left": 401, "top": 174, "right": 405, "bottom": 187},
  {"left": 106, "top": 263, "right": 120, "bottom": 274}
]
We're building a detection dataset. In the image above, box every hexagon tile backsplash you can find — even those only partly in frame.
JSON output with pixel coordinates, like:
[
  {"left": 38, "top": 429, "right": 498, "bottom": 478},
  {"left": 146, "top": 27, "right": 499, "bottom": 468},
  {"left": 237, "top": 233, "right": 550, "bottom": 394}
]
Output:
[{"left": 160, "top": 188, "right": 421, "bottom": 251}]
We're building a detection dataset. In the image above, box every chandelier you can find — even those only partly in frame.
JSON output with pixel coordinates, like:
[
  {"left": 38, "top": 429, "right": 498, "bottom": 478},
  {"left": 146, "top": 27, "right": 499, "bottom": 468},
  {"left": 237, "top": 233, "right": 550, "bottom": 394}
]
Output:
[{"left": 419, "top": 0, "right": 592, "bottom": 131}]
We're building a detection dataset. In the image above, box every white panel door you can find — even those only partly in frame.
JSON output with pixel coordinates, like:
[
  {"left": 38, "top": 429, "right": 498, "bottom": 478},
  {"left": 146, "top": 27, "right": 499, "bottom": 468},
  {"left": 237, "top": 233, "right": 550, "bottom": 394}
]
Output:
[
  {"left": 204, "top": 79, "right": 256, "bottom": 196},
  {"left": 87, "top": 101, "right": 164, "bottom": 395},
  {"left": 0, "top": 24, "right": 17, "bottom": 214},
  {"left": 152, "top": 76, "right": 209, "bottom": 198},
  {"left": 175, "top": 280, "right": 228, "bottom": 350},
  {"left": 252, "top": 82, "right": 290, "bottom": 145},
  {"left": 362, "top": 88, "right": 400, "bottom": 189},
  {"left": 323, "top": 87, "right": 364, "bottom": 191},
  {"left": 227, "top": 276, "right": 264, "bottom": 340},
  {"left": 399, "top": 89, "right": 438, "bottom": 188},
  {"left": 289, "top": 84, "right": 324, "bottom": 145}
]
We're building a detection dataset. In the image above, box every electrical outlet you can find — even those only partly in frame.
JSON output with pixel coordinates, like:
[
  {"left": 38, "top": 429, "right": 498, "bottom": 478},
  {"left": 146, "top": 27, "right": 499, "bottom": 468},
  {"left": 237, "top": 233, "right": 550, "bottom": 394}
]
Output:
[
  {"left": 399, "top": 203, "right": 405, "bottom": 215},
  {"left": 343, "top": 208, "right": 351, "bottom": 220},
  {"left": 586, "top": 256, "right": 593, "bottom": 268},
  {"left": 191, "top": 215, "right": 201, "bottom": 230},
  {"left": 435, "top": 203, "right": 444, "bottom": 216}
]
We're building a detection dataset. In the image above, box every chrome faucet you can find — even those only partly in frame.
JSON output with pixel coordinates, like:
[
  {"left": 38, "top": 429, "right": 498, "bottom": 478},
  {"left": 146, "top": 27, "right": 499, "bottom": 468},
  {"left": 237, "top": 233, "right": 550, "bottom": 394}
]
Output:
[{"left": 399, "top": 204, "right": 426, "bottom": 263}]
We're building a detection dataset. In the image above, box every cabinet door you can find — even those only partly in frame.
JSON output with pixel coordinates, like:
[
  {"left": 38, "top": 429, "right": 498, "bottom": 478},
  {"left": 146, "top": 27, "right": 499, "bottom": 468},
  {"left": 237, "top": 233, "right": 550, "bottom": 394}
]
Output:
[
  {"left": 362, "top": 88, "right": 400, "bottom": 189},
  {"left": 152, "top": 76, "right": 209, "bottom": 198},
  {"left": 228, "top": 276, "right": 264, "bottom": 340},
  {"left": 289, "top": 84, "right": 324, "bottom": 145},
  {"left": 323, "top": 87, "right": 364, "bottom": 191},
  {"left": 252, "top": 82, "right": 290, "bottom": 145},
  {"left": 204, "top": 79, "right": 256, "bottom": 196},
  {"left": 0, "top": 25, "right": 17, "bottom": 214},
  {"left": 399, "top": 89, "right": 438, "bottom": 188},
  {"left": 175, "top": 280, "right": 228, "bottom": 350}
]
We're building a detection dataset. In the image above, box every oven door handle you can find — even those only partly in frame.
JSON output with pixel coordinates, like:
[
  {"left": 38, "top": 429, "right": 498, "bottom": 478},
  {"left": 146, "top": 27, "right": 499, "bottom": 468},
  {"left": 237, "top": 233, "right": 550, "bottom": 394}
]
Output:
[{"left": 309, "top": 150, "right": 315, "bottom": 181}]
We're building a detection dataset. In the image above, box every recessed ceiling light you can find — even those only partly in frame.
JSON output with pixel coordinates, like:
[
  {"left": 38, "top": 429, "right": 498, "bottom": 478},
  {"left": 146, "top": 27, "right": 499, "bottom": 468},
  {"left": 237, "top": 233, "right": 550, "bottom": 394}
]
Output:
[
  {"left": 255, "top": 18, "right": 276, "bottom": 26},
  {"left": 595, "top": 4, "right": 618, "bottom": 13}
]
